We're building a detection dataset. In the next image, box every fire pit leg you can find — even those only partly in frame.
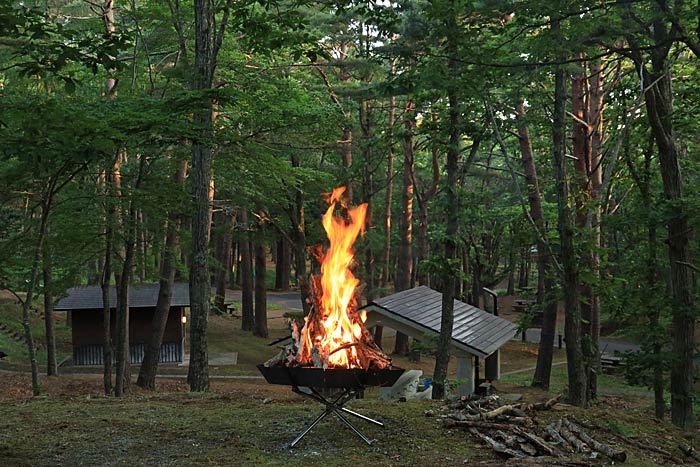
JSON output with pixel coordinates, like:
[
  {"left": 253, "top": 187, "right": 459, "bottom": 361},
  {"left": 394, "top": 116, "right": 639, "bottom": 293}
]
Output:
[
  {"left": 288, "top": 386, "right": 379, "bottom": 448},
  {"left": 333, "top": 410, "right": 374, "bottom": 445},
  {"left": 289, "top": 409, "right": 332, "bottom": 448}
]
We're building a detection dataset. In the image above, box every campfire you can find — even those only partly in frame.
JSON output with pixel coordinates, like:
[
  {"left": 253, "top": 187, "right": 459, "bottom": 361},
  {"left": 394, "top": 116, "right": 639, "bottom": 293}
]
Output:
[
  {"left": 258, "top": 187, "right": 402, "bottom": 448},
  {"left": 266, "top": 186, "right": 391, "bottom": 371}
]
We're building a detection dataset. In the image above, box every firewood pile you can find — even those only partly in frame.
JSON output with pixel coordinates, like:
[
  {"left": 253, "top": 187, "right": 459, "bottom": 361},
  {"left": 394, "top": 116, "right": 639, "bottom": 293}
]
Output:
[{"left": 443, "top": 394, "right": 630, "bottom": 465}]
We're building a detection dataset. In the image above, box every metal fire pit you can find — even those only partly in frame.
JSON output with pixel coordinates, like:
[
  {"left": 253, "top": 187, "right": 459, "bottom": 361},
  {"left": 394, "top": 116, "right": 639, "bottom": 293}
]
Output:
[{"left": 257, "top": 364, "right": 404, "bottom": 448}]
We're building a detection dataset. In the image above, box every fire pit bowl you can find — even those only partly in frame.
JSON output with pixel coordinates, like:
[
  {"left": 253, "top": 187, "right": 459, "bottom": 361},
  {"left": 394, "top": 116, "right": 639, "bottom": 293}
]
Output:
[{"left": 257, "top": 364, "right": 404, "bottom": 389}]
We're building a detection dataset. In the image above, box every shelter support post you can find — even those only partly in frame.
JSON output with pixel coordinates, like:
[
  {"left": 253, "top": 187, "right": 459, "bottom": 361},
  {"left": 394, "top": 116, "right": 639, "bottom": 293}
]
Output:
[
  {"left": 485, "top": 350, "right": 500, "bottom": 380},
  {"left": 456, "top": 355, "right": 475, "bottom": 396}
]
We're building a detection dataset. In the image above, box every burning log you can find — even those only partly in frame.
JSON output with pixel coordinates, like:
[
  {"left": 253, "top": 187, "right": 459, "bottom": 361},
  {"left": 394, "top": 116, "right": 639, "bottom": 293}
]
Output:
[{"left": 264, "top": 187, "right": 393, "bottom": 373}]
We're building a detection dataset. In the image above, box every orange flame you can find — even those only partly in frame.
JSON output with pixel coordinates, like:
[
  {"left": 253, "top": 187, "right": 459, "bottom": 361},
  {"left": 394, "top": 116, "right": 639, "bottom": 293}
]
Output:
[{"left": 298, "top": 187, "right": 369, "bottom": 368}]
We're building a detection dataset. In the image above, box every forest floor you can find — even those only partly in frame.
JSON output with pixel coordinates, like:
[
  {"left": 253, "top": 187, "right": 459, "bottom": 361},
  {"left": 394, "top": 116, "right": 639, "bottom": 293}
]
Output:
[
  {"left": 0, "top": 370, "right": 697, "bottom": 467},
  {"left": 0, "top": 290, "right": 696, "bottom": 466}
]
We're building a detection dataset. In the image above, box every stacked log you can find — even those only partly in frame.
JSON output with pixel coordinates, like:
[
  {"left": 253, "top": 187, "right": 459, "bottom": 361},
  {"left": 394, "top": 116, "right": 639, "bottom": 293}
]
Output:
[{"left": 444, "top": 395, "right": 628, "bottom": 464}]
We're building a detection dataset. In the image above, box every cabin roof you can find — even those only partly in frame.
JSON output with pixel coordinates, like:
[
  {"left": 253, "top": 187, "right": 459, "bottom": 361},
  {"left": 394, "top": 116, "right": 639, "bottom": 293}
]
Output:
[
  {"left": 362, "top": 286, "right": 517, "bottom": 358},
  {"left": 54, "top": 283, "right": 193, "bottom": 311}
]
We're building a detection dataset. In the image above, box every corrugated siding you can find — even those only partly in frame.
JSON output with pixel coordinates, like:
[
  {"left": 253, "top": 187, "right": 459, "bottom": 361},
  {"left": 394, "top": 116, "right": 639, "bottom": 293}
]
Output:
[
  {"left": 370, "top": 286, "right": 517, "bottom": 357},
  {"left": 74, "top": 342, "right": 183, "bottom": 365}
]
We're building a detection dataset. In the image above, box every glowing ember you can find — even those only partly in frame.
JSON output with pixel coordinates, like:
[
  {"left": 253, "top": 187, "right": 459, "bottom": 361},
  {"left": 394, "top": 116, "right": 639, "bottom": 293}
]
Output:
[{"left": 287, "top": 187, "right": 391, "bottom": 370}]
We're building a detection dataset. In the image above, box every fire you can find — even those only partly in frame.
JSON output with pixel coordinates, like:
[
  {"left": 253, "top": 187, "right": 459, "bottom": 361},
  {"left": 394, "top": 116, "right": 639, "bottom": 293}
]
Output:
[{"left": 292, "top": 187, "right": 388, "bottom": 369}]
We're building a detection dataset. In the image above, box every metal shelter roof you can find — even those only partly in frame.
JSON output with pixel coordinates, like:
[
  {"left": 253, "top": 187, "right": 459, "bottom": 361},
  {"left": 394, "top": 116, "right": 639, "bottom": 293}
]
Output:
[
  {"left": 54, "top": 283, "right": 192, "bottom": 311},
  {"left": 362, "top": 286, "right": 517, "bottom": 358}
]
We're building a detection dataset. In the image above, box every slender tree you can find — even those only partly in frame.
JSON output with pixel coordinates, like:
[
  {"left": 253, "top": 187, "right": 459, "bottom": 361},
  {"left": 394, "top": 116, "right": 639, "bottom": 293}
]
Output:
[
  {"left": 188, "top": 0, "right": 234, "bottom": 392},
  {"left": 393, "top": 99, "right": 416, "bottom": 355},
  {"left": 137, "top": 159, "right": 188, "bottom": 390}
]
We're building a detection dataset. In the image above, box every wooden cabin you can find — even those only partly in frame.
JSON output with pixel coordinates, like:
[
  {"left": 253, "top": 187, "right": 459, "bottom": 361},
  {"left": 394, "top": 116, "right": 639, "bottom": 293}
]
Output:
[{"left": 55, "top": 283, "right": 190, "bottom": 366}]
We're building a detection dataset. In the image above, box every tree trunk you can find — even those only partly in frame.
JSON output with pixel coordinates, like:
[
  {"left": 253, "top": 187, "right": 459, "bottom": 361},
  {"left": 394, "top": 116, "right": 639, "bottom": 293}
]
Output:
[
  {"left": 432, "top": 17, "right": 459, "bottom": 399},
  {"left": 101, "top": 211, "right": 113, "bottom": 395},
  {"left": 137, "top": 160, "right": 188, "bottom": 390},
  {"left": 114, "top": 245, "right": 132, "bottom": 397},
  {"left": 506, "top": 231, "right": 516, "bottom": 296},
  {"left": 393, "top": 98, "right": 415, "bottom": 356},
  {"left": 99, "top": 160, "right": 115, "bottom": 394},
  {"left": 516, "top": 101, "right": 558, "bottom": 390},
  {"left": 360, "top": 97, "right": 375, "bottom": 302},
  {"left": 274, "top": 238, "right": 291, "bottom": 291},
  {"left": 239, "top": 209, "right": 254, "bottom": 331},
  {"left": 518, "top": 248, "right": 528, "bottom": 289},
  {"left": 572, "top": 65, "right": 595, "bottom": 402},
  {"left": 43, "top": 252, "right": 57, "bottom": 376},
  {"left": 114, "top": 158, "right": 144, "bottom": 397},
  {"left": 587, "top": 59, "right": 604, "bottom": 399},
  {"left": 214, "top": 209, "right": 234, "bottom": 312},
  {"left": 187, "top": 0, "right": 217, "bottom": 392},
  {"left": 416, "top": 125, "right": 440, "bottom": 287},
  {"left": 644, "top": 61, "right": 694, "bottom": 431},
  {"left": 87, "top": 260, "right": 100, "bottom": 285},
  {"left": 254, "top": 240, "right": 268, "bottom": 338},
  {"left": 289, "top": 154, "right": 310, "bottom": 315},
  {"left": 381, "top": 91, "right": 396, "bottom": 288},
  {"left": 339, "top": 42, "right": 353, "bottom": 202},
  {"left": 551, "top": 37, "right": 587, "bottom": 406},
  {"left": 21, "top": 194, "right": 53, "bottom": 396}
]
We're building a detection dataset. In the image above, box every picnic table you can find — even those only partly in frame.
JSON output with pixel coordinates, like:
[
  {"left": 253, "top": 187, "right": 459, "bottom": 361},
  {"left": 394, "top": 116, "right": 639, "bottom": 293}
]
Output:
[{"left": 512, "top": 298, "right": 536, "bottom": 313}]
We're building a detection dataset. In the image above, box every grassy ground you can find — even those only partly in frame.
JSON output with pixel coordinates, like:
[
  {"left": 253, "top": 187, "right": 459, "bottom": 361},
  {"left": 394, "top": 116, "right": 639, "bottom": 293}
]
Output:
[
  {"left": 0, "top": 371, "right": 695, "bottom": 467},
  {"left": 0, "top": 299, "right": 72, "bottom": 369},
  {"left": 0, "top": 373, "right": 486, "bottom": 467},
  {"left": 1, "top": 290, "right": 699, "bottom": 466}
]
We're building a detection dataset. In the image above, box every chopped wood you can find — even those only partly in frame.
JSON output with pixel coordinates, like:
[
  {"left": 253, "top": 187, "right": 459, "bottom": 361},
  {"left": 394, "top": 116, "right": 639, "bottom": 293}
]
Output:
[
  {"left": 494, "top": 429, "right": 524, "bottom": 445},
  {"left": 468, "top": 428, "right": 528, "bottom": 458},
  {"left": 510, "top": 407, "right": 530, "bottom": 418},
  {"left": 513, "top": 426, "right": 563, "bottom": 457},
  {"left": 263, "top": 349, "right": 285, "bottom": 367},
  {"left": 520, "top": 443, "right": 539, "bottom": 456},
  {"left": 545, "top": 420, "right": 570, "bottom": 451},
  {"left": 574, "top": 418, "right": 682, "bottom": 464},
  {"left": 445, "top": 420, "right": 529, "bottom": 431},
  {"left": 485, "top": 404, "right": 516, "bottom": 418},
  {"left": 515, "top": 395, "right": 561, "bottom": 413},
  {"left": 558, "top": 419, "right": 586, "bottom": 453},
  {"left": 492, "top": 415, "right": 536, "bottom": 427},
  {"left": 563, "top": 419, "right": 626, "bottom": 462},
  {"left": 679, "top": 443, "right": 700, "bottom": 462},
  {"left": 494, "top": 430, "right": 538, "bottom": 457}
]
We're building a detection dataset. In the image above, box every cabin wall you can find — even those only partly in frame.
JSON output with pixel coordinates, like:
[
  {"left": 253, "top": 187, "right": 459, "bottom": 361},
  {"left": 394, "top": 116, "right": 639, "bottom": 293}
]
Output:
[{"left": 71, "top": 307, "right": 185, "bottom": 365}]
